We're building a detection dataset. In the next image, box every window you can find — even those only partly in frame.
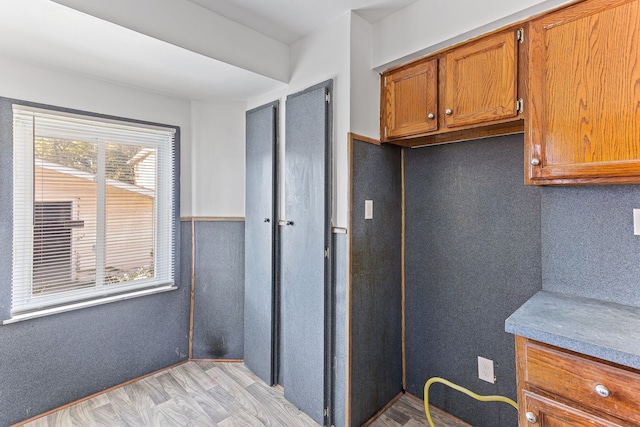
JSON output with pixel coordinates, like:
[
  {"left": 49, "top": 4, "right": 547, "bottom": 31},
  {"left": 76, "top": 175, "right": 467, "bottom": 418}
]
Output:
[{"left": 12, "top": 106, "right": 176, "bottom": 316}]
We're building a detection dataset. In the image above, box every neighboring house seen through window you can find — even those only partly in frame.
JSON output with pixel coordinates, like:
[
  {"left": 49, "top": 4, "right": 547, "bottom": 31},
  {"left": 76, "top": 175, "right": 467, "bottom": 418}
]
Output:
[
  {"left": 12, "top": 106, "right": 176, "bottom": 316},
  {"left": 33, "top": 200, "right": 82, "bottom": 294}
]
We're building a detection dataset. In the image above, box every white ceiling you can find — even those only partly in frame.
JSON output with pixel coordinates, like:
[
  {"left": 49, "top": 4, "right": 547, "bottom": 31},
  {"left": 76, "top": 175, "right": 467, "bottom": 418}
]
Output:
[
  {"left": 188, "top": 0, "right": 419, "bottom": 45},
  {"left": 0, "top": 0, "right": 417, "bottom": 101},
  {"left": 0, "top": 0, "right": 287, "bottom": 101}
]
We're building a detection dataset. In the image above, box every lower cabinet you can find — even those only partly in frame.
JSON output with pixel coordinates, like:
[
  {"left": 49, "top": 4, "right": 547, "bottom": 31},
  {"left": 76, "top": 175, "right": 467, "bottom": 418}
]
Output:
[
  {"left": 522, "top": 392, "right": 623, "bottom": 426},
  {"left": 516, "top": 336, "right": 640, "bottom": 426}
]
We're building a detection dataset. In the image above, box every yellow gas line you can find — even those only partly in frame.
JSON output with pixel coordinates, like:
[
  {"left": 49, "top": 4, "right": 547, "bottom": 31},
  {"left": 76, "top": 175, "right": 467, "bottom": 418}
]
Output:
[{"left": 423, "top": 377, "right": 518, "bottom": 427}]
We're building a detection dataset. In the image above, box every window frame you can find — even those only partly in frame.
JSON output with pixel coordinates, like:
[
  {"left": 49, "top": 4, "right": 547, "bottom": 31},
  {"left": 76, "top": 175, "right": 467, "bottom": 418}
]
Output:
[{"left": 4, "top": 100, "right": 180, "bottom": 322}]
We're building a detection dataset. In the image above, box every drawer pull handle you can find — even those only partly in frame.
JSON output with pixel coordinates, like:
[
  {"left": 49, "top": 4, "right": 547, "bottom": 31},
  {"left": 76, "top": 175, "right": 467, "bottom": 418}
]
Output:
[
  {"left": 595, "top": 384, "right": 610, "bottom": 398},
  {"left": 525, "top": 412, "right": 538, "bottom": 423}
]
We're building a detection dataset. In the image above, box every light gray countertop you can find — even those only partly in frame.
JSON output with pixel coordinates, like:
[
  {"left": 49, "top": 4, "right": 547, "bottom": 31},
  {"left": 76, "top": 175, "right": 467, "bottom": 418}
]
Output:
[{"left": 505, "top": 290, "right": 640, "bottom": 370}]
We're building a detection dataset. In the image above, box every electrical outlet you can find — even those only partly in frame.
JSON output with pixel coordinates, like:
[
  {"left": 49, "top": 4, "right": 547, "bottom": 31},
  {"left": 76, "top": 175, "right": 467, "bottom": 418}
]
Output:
[{"left": 478, "top": 356, "right": 495, "bottom": 383}]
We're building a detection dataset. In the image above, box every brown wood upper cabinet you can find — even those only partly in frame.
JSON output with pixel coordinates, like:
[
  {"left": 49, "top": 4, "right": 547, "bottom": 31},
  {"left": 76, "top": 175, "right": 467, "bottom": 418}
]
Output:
[
  {"left": 383, "top": 58, "right": 438, "bottom": 139},
  {"left": 381, "top": 28, "right": 522, "bottom": 144},
  {"left": 443, "top": 30, "right": 519, "bottom": 128},
  {"left": 526, "top": 0, "right": 640, "bottom": 185}
]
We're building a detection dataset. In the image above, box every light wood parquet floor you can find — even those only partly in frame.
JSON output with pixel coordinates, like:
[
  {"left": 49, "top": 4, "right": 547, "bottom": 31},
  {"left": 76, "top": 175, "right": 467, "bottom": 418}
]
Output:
[
  {"left": 18, "top": 361, "right": 318, "bottom": 427},
  {"left": 368, "top": 395, "right": 471, "bottom": 427},
  {"left": 17, "top": 361, "right": 469, "bottom": 427}
]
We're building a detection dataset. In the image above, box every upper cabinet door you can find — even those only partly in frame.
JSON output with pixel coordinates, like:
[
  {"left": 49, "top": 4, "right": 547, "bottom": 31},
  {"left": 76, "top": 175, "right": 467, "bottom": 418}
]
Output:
[
  {"left": 383, "top": 58, "right": 438, "bottom": 139},
  {"left": 444, "top": 30, "right": 519, "bottom": 128},
  {"left": 527, "top": 0, "right": 640, "bottom": 184}
]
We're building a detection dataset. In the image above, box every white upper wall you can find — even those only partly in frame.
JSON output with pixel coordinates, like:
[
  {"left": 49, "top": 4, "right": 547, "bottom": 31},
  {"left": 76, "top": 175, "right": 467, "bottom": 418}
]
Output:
[
  {"left": 0, "top": 56, "right": 193, "bottom": 216},
  {"left": 372, "top": 0, "right": 574, "bottom": 70},
  {"left": 349, "top": 13, "right": 380, "bottom": 141},
  {"left": 248, "top": 12, "right": 352, "bottom": 228},
  {"left": 190, "top": 99, "right": 247, "bottom": 217}
]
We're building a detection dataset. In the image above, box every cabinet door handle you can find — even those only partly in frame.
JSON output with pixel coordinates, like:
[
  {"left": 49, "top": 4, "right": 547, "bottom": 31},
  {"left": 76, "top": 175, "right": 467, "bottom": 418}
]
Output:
[
  {"left": 427, "top": 113, "right": 435, "bottom": 119},
  {"left": 525, "top": 412, "right": 538, "bottom": 424},
  {"left": 595, "top": 384, "right": 610, "bottom": 398},
  {"left": 445, "top": 109, "right": 453, "bottom": 115},
  {"left": 286, "top": 221, "right": 294, "bottom": 226},
  {"left": 530, "top": 158, "right": 540, "bottom": 166},
  {"left": 264, "top": 218, "right": 270, "bottom": 223}
]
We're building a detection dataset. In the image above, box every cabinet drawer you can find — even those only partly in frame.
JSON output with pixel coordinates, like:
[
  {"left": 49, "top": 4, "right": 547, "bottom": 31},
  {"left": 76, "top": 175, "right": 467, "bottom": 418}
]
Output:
[
  {"left": 523, "top": 341, "right": 640, "bottom": 424},
  {"left": 522, "top": 391, "right": 625, "bottom": 427}
]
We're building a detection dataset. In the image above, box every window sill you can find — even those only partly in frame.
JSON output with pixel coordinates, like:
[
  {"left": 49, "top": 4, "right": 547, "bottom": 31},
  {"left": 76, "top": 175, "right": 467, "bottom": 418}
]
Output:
[{"left": 2, "top": 285, "right": 177, "bottom": 325}]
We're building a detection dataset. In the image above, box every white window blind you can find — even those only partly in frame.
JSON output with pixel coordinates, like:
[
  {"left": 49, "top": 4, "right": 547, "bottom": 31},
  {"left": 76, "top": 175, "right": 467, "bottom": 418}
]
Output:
[{"left": 12, "top": 106, "right": 176, "bottom": 315}]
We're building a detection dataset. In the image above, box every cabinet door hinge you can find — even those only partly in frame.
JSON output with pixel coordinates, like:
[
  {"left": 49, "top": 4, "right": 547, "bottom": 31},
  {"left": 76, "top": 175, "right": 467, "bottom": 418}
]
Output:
[
  {"left": 326, "top": 92, "right": 331, "bottom": 103},
  {"left": 325, "top": 247, "right": 329, "bottom": 258},
  {"left": 516, "top": 28, "right": 524, "bottom": 43},
  {"left": 383, "top": 76, "right": 387, "bottom": 87},
  {"left": 516, "top": 98, "right": 524, "bottom": 114},
  {"left": 384, "top": 126, "right": 388, "bottom": 139}
]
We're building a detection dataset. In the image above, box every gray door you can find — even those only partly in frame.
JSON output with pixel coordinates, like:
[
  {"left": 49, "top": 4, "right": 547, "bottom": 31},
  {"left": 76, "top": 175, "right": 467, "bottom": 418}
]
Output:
[
  {"left": 244, "top": 101, "right": 278, "bottom": 385},
  {"left": 282, "top": 81, "right": 333, "bottom": 425}
]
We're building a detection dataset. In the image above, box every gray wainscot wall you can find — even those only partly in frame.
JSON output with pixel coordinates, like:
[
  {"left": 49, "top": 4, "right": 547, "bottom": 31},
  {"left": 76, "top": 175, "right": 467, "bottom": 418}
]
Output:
[
  {"left": 404, "top": 134, "right": 542, "bottom": 427},
  {"left": 191, "top": 220, "right": 245, "bottom": 360},
  {"left": 333, "top": 231, "right": 348, "bottom": 427},
  {"left": 350, "top": 138, "right": 403, "bottom": 426}
]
